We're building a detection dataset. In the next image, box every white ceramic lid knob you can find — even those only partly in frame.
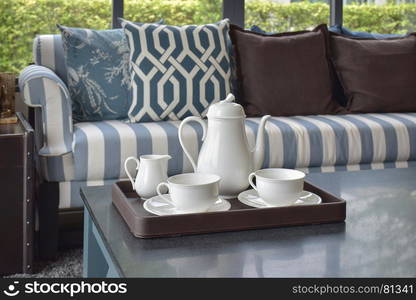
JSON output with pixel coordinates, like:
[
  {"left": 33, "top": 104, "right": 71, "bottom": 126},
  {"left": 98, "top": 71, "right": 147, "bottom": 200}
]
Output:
[{"left": 206, "top": 93, "right": 246, "bottom": 119}]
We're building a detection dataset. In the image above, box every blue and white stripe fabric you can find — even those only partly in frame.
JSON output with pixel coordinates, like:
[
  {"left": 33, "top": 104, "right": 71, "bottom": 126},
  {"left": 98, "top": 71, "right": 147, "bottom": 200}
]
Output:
[
  {"left": 58, "top": 179, "right": 117, "bottom": 209},
  {"left": 40, "top": 153, "right": 75, "bottom": 182},
  {"left": 60, "top": 159, "right": 416, "bottom": 209},
  {"left": 40, "top": 113, "right": 416, "bottom": 184},
  {"left": 33, "top": 34, "right": 68, "bottom": 83},
  {"left": 38, "top": 112, "right": 416, "bottom": 209},
  {"left": 19, "top": 65, "right": 73, "bottom": 156},
  {"left": 58, "top": 157, "right": 415, "bottom": 209}
]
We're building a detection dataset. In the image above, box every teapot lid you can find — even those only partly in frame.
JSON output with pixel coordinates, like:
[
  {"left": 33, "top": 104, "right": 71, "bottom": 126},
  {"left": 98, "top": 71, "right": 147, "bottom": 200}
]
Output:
[{"left": 206, "top": 94, "right": 245, "bottom": 119}]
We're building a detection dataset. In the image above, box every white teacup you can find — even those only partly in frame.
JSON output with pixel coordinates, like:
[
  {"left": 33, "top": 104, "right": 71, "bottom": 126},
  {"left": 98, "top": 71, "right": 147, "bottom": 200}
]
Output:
[
  {"left": 248, "top": 168, "right": 305, "bottom": 207},
  {"left": 156, "top": 173, "right": 221, "bottom": 213}
]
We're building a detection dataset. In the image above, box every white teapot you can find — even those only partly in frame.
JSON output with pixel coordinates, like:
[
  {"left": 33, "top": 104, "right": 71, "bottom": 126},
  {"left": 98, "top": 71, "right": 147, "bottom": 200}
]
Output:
[{"left": 178, "top": 94, "right": 270, "bottom": 198}]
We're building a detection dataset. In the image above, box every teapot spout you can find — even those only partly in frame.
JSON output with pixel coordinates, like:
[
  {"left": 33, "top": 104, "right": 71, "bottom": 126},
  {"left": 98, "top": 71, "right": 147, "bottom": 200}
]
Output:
[{"left": 252, "top": 115, "right": 271, "bottom": 170}]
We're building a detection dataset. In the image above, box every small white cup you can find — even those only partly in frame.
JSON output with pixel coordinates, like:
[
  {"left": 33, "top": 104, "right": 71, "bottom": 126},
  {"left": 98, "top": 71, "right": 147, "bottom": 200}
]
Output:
[
  {"left": 156, "top": 173, "right": 221, "bottom": 213},
  {"left": 248, "top": 168, "right": 305, "bottom": 207}
]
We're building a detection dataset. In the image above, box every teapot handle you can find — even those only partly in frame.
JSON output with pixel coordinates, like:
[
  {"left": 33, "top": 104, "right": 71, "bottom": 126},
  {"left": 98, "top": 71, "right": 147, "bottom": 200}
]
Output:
[
  {"left": 124, "top": 156, "right": 140, "bottom": 190},
  {"left": 178, "top": 116, "right": 207, "bottom": 172}
]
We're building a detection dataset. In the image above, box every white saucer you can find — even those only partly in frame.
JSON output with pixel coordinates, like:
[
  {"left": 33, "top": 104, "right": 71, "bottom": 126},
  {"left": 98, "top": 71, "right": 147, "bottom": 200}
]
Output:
[
  {"left": 143, "top": 195, "right": 231, "bottom": 216},
  {"left": 238, "top": 189, "right": 322, "bottom": 208}
]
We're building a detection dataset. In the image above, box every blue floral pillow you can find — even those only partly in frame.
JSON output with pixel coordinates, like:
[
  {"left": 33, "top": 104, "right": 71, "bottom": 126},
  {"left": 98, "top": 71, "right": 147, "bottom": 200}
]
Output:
[{"left": 58, "top": 25, "right": 133, "bottom": 122}]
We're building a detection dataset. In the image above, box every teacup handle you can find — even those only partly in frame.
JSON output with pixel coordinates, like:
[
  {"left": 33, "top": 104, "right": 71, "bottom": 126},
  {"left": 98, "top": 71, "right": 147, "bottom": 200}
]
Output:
[
  {"left": 248, "top": 172, "right": 258, "bottom": 192},
  {"left": 156, "top": 182, "right": 174, "bottom": 205},
  {"left": 124, "top": 156, "right": 140, "bottom": 190}
]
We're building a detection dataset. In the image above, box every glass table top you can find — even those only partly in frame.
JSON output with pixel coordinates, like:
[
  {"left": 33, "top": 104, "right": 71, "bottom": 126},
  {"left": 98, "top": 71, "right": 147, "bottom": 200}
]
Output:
[{"left": 81, "top": 167, "right": 416, "bottom": 277}]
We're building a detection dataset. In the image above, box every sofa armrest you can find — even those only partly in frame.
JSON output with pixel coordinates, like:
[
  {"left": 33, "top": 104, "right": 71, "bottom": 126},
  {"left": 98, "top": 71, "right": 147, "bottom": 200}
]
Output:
[{"left": 19, "top": 65, "right": 73, "bottom": 156}]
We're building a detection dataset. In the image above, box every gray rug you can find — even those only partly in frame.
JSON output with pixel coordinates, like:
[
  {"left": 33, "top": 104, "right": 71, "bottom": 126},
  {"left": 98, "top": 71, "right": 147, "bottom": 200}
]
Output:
[{"left": 5, "top": 248, "right": 83, "bottom": 278}]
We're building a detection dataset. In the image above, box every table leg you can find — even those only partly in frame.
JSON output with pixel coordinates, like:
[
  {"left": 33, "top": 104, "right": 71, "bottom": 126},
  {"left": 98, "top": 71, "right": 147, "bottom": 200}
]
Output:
[{"left": 83, "top": 207, "right": 120, "bottom": 278}]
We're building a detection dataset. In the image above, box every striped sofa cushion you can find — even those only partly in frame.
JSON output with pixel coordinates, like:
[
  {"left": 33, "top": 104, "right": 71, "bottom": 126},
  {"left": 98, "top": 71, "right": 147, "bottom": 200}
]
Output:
[
  {"left": 41, "top": 113, "right": 416, "bottom": 183},
  {"left": 58, "top": 158, "right": 416, "bottom": 209},
  {"left": 33, "top": 34, "right": 67, "bottom": 83}
]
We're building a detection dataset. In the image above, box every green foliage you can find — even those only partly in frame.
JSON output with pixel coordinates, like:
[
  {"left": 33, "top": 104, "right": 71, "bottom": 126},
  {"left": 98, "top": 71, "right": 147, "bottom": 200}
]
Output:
[
  {"left": 246, "top": 1, "right": 416, "bottom": 34},
  {"left": 0, "top": 0, "right": 112, "bottom": 73},
  {"left": 0, "top": 0, "right": 222, "bottom": 73},
  {"left": 245, "top": 1, "right": 329, "bottom": 32},
  {"left": 1, "top": 0, "right": 416, "bottom": 73},
  {"left": 343, "top": 4, "right": 416, "bottom": 34},
  {"left": 124, "top": 0, "right": 222, "bottom": 25}
]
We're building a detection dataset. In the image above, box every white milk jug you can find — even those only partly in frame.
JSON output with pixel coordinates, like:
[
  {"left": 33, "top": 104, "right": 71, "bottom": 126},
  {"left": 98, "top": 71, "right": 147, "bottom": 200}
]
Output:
[{"left": 124, "top": 154, "right": 171, "bottom": 199}]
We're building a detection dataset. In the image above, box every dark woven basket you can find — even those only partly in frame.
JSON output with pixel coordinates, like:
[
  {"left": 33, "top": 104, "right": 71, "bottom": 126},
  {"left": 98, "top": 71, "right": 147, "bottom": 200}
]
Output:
[{"left": 0, "top": 73, "right": 16, "bottom": 122}]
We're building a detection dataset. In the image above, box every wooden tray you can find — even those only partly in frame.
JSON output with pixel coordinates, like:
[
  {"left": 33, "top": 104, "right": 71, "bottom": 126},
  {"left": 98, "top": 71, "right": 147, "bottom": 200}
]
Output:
[{"left": 112, "top": 180, "right": 346, "bottom": 238}]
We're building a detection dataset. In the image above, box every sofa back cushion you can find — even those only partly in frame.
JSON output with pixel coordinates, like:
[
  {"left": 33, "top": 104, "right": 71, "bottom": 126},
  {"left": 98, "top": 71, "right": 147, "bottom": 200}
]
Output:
[
  {"left": 33, "top": 34, "right": 68, "bottom": 84},
  {"left": 121, "top": 19, "right": 231, "bottom": 122},
  {"left": 58, "top": 26, "right": 133, "bottom": 122},
  {"left": 229, "top": 24, "right": 343, "bottom": 117},
  {"left": 330, "top": 33, "right": 416, "bottom": 113}
]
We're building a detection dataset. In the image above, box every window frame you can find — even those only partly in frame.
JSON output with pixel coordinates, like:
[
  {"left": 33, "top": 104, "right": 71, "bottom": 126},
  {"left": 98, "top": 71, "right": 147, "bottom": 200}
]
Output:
[
  {"left": 112, "top": 0, "right": 123, "bottom": 28},
  {"left": 111, "top": 0, "right": 342, "bottom": 28},
  {"left": 330, "top": 0, "right": 343, "bottom": 26}
]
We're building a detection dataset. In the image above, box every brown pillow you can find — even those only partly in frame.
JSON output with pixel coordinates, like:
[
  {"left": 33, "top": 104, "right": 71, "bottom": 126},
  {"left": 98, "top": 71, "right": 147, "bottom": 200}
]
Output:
[
  {"left": 229, "top": 24, "right": 343, "bottom": 117},
  {"left": 330, "top": 33, "right": 416, "bottom": 113}
]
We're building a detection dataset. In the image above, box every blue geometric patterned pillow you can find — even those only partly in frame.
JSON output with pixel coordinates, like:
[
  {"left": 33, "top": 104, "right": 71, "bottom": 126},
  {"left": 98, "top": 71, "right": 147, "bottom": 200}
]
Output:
[
  {"left": 58, "top": 25, "right": 132, "bottom": 122},
  {"left": 121, "top": 19, "right": 231, "bottom": 122}
]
